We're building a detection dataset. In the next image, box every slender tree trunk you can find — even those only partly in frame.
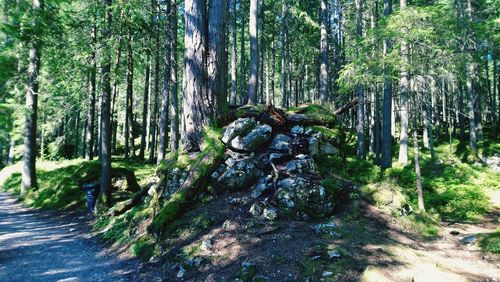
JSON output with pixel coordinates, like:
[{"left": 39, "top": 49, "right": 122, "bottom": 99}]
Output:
[
  {"left": 381, "top": 0, "right": 393, "bottom": 169},
  {"left": 124, "top": 32, "right": 134, "bottom": 159},
  {"left": 85, "top": 23, "right": 97, "bottom": 161},
  {"left": 247, "top": 0, "right": 259, "bottom": 105},
  {"left": 230, "top": 0, "right": 238, "bottom": 106},
  {"left": 8, "top": 139, "right": 15, "bottom": 164},
  {"left": 182, "top": 0, "right": 210, "bottom": 152},
  {"left": 319, "top": 0, "right": 329, "bottom": 104},
  {"left": 158, "top": 0, "right": 172, "bottom": 162},
  {"left": 355, "top": 0, "right": 365, "bottom": 159},
  {"left": 100, "top": 0, "right": 113, "bottom": 206},
  {"left": 111, "top": 42, "right": 122, "bottom": 154},
  {"left": 271, "top": 38, "right": 276, "bottom": 104},
  {"left": 139, "top": 50, "right": 151, "bottom": 160},
  {"left": 467, "top": 63, "right": 478, "bottom": 151},
  {"left": 170, "top": 0, "right": 180, "bottom": 152},
  {"left": 280, "top": 1, "right": 288, "bottom": 108},
  {"left": 21, "top": 0, "right": 43, "bottom": 196},
  {"left": 413, "top": 112, "right": 425, "bottom": 212},
  {"left": 397, "top": 0, "right": 409, "bottom": 165},
  {"left": 149, "top": 0, "right": 160, "bottom": 163},
  {"left": 239, "top": 0, "right": 246, "bottom": 104}
]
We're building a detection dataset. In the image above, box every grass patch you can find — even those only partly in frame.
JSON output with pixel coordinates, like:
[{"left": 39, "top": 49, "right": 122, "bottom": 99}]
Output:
[{"left": 479, "top": 228, "right": 500, "bottom": 254}]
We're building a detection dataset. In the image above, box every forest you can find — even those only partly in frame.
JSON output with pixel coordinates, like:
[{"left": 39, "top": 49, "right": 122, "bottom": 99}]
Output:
[{"left": 0, "top": 0, "right": 499, "bottom": 281}]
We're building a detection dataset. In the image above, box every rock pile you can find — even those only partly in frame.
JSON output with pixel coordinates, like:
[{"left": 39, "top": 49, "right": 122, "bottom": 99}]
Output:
[{"left": 212, "top": 115, "right": 343, "bottom": 220}]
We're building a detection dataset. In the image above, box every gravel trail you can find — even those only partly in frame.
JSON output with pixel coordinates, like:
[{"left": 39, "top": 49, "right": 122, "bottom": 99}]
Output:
[{"left": 0, "top": 192, "right": 144, "bottom": 282}]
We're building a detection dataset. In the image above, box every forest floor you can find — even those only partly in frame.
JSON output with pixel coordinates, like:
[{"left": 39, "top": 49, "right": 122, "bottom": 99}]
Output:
[
  {"left": 0, "top": 191, "right": 161, "bottom": 282},
  {"left": 136, "top": 188, "right": 499, "bottom": 281}
]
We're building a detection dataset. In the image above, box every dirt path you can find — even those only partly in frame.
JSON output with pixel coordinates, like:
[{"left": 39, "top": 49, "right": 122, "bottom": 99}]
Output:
[
  {"left": 0, "top": 192, "right": 151, "bottom": 282},
  {"left": 361, "top": 206, "right": 500, "bottom": 282}
]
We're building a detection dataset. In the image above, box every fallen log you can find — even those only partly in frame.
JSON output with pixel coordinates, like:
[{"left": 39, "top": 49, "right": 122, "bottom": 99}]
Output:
[
  {"left": 107, "top": 181, "right": 155, "bottom": 216},
  {"left": 334, "top": 97, "right": 359, "bottom": 115}
]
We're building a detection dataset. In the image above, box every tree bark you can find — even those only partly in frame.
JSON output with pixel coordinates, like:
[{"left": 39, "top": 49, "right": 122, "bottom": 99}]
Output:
[
  {"left": 21, "top": 0, "right": 43, "bottom": 196},
  {"left": 207, "top": 0, "right": 228, "bottom": 112},
  {"left": 182, "top": 0, "right": 210, "bottom": 152},
  {"left": 100, "top": 0, "right": 113, "bottom": 206}
]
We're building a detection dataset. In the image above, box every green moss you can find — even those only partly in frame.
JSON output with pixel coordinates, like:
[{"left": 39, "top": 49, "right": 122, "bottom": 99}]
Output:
[
  {"left": 235, "top": 104, "right": 266, "bottom": 118},
  {"left": 150, "top": 126, "right": 225, "bottom": 236},
  {"left": 131, "top": 235, "right": 159, "bottom": 260},
  {"left": 479, "top": 228, "right": 500, "bottom": 254},
  {"left": 286, "top": 104, "right": 337, "bottom": 126}
]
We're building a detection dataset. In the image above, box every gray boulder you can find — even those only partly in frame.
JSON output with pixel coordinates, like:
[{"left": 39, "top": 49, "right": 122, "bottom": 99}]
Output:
[
  {"left": 275, "top": 177, "right": 335, "bottom": 219},
  {"left": 308, "top": 137, "right": 319, "bottom": 156},
  {"left": 269, "top": 134, "right": 292, "bottom": 153},
  {"left": 230, "top": 124, "right": 273, "bottom": 152},
  {"left": 319, "top": 142, "right": 338, "bottom": 155},
  {"left": 284, "top": 158, "right": 317, "bottom": 175},
  {"left": 222, "top": 118, "right": 257, "bottom": 143},
  {"left": 216, "top": 159, "right": 263, "bottom": 191}
]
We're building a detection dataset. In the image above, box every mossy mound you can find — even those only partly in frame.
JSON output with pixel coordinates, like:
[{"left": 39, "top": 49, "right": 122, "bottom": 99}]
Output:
[
  {"left": 149, "top": 127, "right": 225, "bottom": 236},
  {"left": 286, "top": 104, "right": 336, "bottom": 127}
]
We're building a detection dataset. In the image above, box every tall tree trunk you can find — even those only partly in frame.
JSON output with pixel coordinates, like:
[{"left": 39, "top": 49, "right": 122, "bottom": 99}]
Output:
[
  {"left": 158, "top": 0, "right": 172, "bottom": 162},
  {"left": 8, "top": 139, "right": 15, "bottom": 164},
  {"left": 207, "top": 0, "right": 228, "bottom": 112},
  {"left": 170, "top": 0, "right": 180, "bottom": 152},
  {"left": 381, "top": 0, "right": 392, "bottom": 169},
  {"left": 182, "top": 0, "right": 210, "bottom": 152},
  {"left": 397, "top": 0, "right": 409, "bottom": 165},
  {"left": 124, "top": 32, "right": 134, "bottom": 159},
  {"left": 149, "top": 0, "right": 160, "bottom": 163},
  {"left": 247, "top": 0, "right": 259, "bottom": 105},
  {"left": 139, "top": 50, "right": 151, "bottom": 160},
  {"left": 21, "top": 0, "right": 43, "bottom": 196},
  {"left": 100, "top": 0, "right": 113, "bottom": 206},
  {"left": 355, "top": 0, "right": 365, "bottom": 159},
  {"left": 319, "top": 0, "right": 329, "bottom": 104},
  {"left": 280, "top": 0, "right": 288, "bottom": 108},
  {"left": 239, "top": 0, "right": 246, "bottom": 104},
  {"left": 85, "top": 23, "right": 97, "bottom": 161},
  {"left": 466, "top": 63, "right": 478, "bottom": 151},
  {"left": 230, "top": 0, "right": 238, "bottom": 106},
  {"left": 111, "top": 42, "right": 122, "bottom": 154},
  {"left": 413, "top": 111, "right": 425, "bottom": 212}
]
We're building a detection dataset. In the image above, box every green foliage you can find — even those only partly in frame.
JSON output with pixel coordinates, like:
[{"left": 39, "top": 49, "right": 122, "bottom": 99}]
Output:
[
  {"left": 0, "top": 160, "right": 100, "bottom": 210},
  {"left": 479, "top": 228, "right": 500, "bottom": 254}
]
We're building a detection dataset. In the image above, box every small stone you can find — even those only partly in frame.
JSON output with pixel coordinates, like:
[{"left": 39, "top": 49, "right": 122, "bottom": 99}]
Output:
[
  {"left": 319, "top": 142, "right": 338, "bottom": 155},
  {"left": 462, "top": 235, "right": 477, "bottom": 244},
  {"left": 322, "top": 271, "right": 333, "bottom": 277},
  {"left": 308, "top": 137, "right": 319, "bottom": 156},
  {"left": 222, "top": 220, "right": 232, "bottom": 229},
  {"left": 327, "top": 250, "right": 341, "bottom": 260},
  {"left": 291, "top": 125, "right": 305, "bottom": 135},
  {"left": 177, "top": 266, "right": 186, "bottom": 278},
  {"left": 200, "top": 239, "right": 213, "bottom": 251},
  {"left": 251, "top": 183, "right": 270, "bottom": 199},
  {"left": 262, "top": 207, "right": 278, "bottom": 221},
  {"left": 450, "top": 230, "right": 460, "bottom": 236}
]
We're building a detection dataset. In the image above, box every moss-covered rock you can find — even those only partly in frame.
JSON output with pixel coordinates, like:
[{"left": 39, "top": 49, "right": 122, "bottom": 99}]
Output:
[{"left": 149, "top": 127, "right": 225, "bottom": 236}]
